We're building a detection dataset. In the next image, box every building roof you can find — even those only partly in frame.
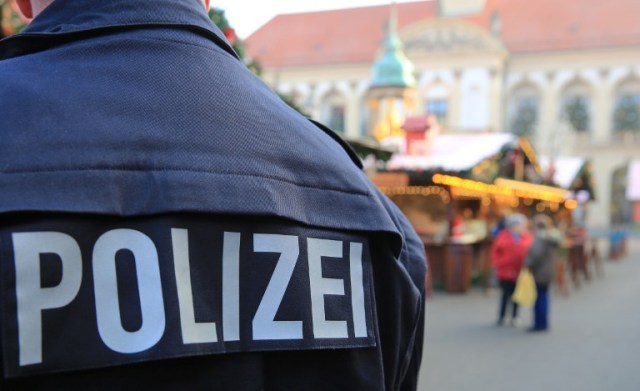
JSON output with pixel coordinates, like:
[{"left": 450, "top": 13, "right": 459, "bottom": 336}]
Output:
[
  {"left": 246, "top": 0, "right": 640, "bottom": 68},
  {"left": 246, "top": 2, "right": 434, "bottom": 67},
  {"left": 402, "top": 116, "right": 431, "bottom": 132}
]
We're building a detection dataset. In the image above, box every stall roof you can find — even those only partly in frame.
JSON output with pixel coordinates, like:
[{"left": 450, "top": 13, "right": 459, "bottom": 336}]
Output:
[
  {"left": 627, "top": 160, "right": 640, "bottom": 201},
  {"left": 386, "top": 133, "right": 517, "bottom": 172},
  {"left": 433, "top": 174, "right": 569, "bottom": 203},
  {"left": 539, "top": 156, "right": 586, "bottom": 189}
]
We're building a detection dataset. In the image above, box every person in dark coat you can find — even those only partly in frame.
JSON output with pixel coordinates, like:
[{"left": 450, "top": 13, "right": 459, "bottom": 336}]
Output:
[
  {"left": 525, "top": 214, "right": 562, "bottom": 332},
  {"left": 0, "top": 1, "right": 427, "bottom": 390}
]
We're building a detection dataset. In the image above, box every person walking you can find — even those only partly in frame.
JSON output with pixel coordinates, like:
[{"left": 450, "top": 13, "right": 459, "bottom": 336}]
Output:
[
  {"left": 525, "top": 214, "right": 562, "bottom": 332},
  {"left": 490, "top": 214, "right": 532, "bottom": 326}
]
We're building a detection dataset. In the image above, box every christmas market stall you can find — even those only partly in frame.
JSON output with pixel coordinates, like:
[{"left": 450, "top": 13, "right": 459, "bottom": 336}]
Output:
[{"left": 372, "top": 130, "right": 574, "bottom": 293}]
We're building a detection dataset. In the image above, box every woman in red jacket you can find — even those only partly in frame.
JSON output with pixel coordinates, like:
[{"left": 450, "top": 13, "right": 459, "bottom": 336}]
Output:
[{"left": 491, "top": 214, "right": 533, "bottom": 326}]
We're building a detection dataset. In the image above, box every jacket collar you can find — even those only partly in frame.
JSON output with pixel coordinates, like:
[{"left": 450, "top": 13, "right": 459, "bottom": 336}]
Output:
[{"left": 1, "top": 0, "right": 237, "bottom": 60}]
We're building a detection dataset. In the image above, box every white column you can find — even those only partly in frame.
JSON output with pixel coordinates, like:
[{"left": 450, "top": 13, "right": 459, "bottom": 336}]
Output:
[
  {"left": 450, "top": 69, "right": 463, "bottom": 131},
  {"left": 587, "top": 154, "right": 619, "bottom": 228},
  {"left": 591, "top": 68, "right": 613, "bottom": 143},
  {"left": 311, "top": 83, "right": 330, "bottom": 122},
  {"left": 489, "top": 67, "right": 503, "bottom": 132},
  {"left": 536, "top": 72, "right": 559, "bottom": 154},
  {"left": 345, "top": 81, "right": 361, "bottom": 138}
]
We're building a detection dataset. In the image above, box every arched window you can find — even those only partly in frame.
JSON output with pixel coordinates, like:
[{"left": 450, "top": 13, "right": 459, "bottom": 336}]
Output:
[
  {"left": 561, "top": 81, "right": 591, "bottom": 132},
  {"left": 320, "top": 91, "right": 346, "bottom": 133},
  {"left": 509, "top": 83, "right": 539, "bottom": 137},
  {"left": 613, "top": 78, "right": 640, "bottom": 132}
]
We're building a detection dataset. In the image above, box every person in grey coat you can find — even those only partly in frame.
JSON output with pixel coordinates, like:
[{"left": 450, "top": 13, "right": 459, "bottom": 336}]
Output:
[{"left": 525, "top": 214, "right": 562, "bottom": 332}]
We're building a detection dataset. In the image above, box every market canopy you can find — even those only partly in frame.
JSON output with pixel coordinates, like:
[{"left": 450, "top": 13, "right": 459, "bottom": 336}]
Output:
[
  {"left": 539, "top": 156, "right": 586, "bottom": 189},
  {"left": 627, "top": 160, "right": 640, "bottom": 201},
  {"left": 539, "top": 156, "right": 595, "bottom": 200},
  {"left": 386, "top": 133, "right": 517, "bottom": 172},
  {"left": 432, "top": 174, "right": 570, "bottom": 204}
]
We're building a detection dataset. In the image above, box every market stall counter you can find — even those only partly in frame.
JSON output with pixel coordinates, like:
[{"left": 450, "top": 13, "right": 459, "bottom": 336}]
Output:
[{"left": 424, "top": 235, "right": 475, "bottom": 294}]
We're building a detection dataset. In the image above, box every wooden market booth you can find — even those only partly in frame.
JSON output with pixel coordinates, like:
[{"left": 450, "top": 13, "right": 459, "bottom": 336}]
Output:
[{"left": 371, "top": 133, "right": 577, "bottom": 294}]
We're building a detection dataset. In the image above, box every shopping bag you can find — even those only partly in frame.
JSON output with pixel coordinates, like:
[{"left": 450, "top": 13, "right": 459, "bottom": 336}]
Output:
[{"left": 512, "top": 269, "right": 537, "bottom": 307}]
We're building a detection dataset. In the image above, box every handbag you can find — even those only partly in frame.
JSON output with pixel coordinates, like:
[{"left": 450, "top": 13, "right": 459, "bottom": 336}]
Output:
[{"left": 512, "top": 269, "right": 537, "bottom": 307}]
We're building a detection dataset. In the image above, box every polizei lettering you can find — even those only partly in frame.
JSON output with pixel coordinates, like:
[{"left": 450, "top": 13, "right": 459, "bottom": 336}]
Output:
[{"left": 1, "top": 219, "right": 376, "bottom": 377}]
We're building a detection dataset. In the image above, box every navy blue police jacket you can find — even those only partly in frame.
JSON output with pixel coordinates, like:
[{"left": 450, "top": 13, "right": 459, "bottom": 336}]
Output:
[{"left": 0, "top": 0, "right": 427, "bottom": 390}]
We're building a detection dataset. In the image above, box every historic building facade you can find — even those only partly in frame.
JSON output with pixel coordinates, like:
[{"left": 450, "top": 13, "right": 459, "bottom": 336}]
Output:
[{"left": 247, "top": 0, "right": 640, "bottom": 228}]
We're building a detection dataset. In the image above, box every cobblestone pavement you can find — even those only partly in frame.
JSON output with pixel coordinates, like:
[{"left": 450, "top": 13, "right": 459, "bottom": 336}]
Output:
[{"left": 417, "top": 238, "right": 640, "bottom": 391}]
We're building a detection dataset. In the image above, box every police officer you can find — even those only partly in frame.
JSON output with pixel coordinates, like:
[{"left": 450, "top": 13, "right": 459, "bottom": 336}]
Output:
[{"left": 0, "top": 0, "right": 426, "bottom": 390}]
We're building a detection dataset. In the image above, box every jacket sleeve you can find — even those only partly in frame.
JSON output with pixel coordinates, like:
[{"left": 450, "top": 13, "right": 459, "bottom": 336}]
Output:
[
  {"left": 525, "top": 239, "right": 541, "bottom": 270},
  {"left": 396, "top": 214, "right": 427, "bottom": 391},
  {"left": 372, "top": 189, "right": 427, "bottom": 391}
]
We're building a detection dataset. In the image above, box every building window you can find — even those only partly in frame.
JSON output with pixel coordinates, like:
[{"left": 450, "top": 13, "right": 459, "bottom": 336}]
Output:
[
  {"left": 423, "top": 83, "right": 450, "bottom": 127},
  {"left": 613, "top": 93, "right": 640, "bottom": 132},
  {"left": 328, "top": 105, "right": 345, "bottom": 132},
  {"left": 560, "top": 81, "right": 591, "bottom": 133},
  {"left": 321, "top": 91, "right": 346, "bottom": 133},
  {"left": 426, "top": 99, "right": 448, "bottom": 123},
  {"left": 510, "top": 96, "right": 538, "bottom": 137},
  {"left": 360, "top": 98, "right": 370, "bottom": 136},
  {"left": 562, "top": 95, "right": 591, "bottom": 132},
  {"left": 510, "top": 83, "right": 539, "bottom": 137}
]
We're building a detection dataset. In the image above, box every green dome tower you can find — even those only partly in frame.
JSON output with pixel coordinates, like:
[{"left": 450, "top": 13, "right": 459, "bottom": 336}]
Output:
[
  {"left": 370, "top": 8, "right": 416, "bottom": 89},
  {"left": 368, "top": 5, "right": 417, "bottom": 141}
]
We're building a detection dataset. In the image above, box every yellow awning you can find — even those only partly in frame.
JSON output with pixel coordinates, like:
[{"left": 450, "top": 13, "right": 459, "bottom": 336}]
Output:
[
  {"left": 432, "top": 174, "right": 569, "bottom": 203},
  {"left": 493, "top": 177, "right": 569, "bottom": 203}
]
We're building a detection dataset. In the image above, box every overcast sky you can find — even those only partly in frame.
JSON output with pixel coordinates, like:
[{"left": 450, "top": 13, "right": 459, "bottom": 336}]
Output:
[{"left": 212, "top": 0, "right": 425, "bottom": 39}]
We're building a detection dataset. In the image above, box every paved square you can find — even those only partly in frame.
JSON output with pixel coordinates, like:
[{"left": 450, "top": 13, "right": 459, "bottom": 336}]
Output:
[{"left": 419, "top": 239, "right": 640, "bottom": 391}]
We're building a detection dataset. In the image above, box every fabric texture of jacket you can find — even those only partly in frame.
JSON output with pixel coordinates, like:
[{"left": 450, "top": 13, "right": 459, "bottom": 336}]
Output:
[
  {"left": 491, "top": 229, "right": 533, "bottom": 282},
  {"left": 0, "top": 1, "right": 426, "bottom": 390}
]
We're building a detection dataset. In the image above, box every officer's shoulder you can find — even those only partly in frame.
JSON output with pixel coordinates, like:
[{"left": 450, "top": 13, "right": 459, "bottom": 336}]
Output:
[
  {"left": 307, "top": 119, "right": 363, "bottom": 170},
  {"left": 0, "top": 62, "right": 33, "bottom": 116}
]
